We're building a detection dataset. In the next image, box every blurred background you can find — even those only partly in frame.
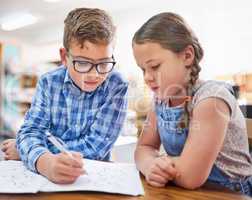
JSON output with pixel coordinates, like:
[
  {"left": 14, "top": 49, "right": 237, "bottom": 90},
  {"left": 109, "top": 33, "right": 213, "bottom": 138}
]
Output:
[{"left": 0, "top": 0, "right": 252, "bottom": 161}]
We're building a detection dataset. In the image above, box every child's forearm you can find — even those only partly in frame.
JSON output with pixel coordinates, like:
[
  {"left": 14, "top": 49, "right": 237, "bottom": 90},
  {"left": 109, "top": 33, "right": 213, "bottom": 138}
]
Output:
[
  {"left": 172, "top": 156, "right": 206, "bottom": 190},
  {"left": 36, "top": 152, "right": 54, "bottom": 176},
  {"left": 134, "top": 145, "right": 160, "bottom": 175}
]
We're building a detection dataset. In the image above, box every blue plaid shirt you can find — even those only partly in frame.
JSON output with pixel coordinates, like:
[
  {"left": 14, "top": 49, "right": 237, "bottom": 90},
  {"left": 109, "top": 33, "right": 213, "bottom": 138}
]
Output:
[{"left": 16, "top": 66, "right": 128, "bottom": 172}]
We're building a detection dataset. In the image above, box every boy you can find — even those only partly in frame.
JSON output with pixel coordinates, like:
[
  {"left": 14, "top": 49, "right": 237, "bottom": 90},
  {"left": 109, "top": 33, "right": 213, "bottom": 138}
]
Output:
[{"left": 1, "top": 8, "right": 128, "bottom": 184}]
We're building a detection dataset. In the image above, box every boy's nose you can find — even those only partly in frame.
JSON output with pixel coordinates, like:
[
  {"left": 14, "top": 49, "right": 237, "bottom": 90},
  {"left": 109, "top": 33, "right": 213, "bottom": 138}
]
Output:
[{"left": 88, "top": 66, "right": 99, "bottom": 77}]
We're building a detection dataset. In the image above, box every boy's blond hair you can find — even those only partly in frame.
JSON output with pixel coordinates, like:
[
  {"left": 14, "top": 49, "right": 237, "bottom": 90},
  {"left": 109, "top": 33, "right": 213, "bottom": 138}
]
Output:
[{"left": 63, "top": 8, "right": 115, "bottom": 51}]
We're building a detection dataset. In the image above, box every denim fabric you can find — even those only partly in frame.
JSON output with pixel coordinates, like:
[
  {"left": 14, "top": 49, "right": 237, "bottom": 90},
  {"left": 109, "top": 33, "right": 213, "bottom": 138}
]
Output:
[{"left": 155, "top": 101, "right": 252, "bottom": 196}]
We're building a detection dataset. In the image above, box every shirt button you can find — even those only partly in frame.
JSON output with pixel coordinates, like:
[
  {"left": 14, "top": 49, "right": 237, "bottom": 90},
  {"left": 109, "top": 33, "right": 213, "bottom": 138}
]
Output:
[
  {"left": 105, "top": 137, "right": 109, "bottom": 141},
  {"left": 234, "top": 183, "right": 242, "bottom": 192}
]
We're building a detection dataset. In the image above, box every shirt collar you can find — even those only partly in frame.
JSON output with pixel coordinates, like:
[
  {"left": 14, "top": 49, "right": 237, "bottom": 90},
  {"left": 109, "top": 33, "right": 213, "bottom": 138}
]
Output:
[
  {"left": 63, "top": 68, "right": 82, "bottom": 97},
  {"left": 64, "top": 68, "right": 73, "bottom": 85}
]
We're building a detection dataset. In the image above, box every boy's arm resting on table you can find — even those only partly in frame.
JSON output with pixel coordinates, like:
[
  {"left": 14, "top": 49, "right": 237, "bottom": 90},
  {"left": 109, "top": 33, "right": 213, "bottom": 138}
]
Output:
[
  {"left": 16, "top": 76, "right": 51, "bottom": 173},
  {"left": 64, "top": 82, "right": 128, "bottom": 160},
  {"left": 172, "top": 97, "right": 230, "bottom": 189}
]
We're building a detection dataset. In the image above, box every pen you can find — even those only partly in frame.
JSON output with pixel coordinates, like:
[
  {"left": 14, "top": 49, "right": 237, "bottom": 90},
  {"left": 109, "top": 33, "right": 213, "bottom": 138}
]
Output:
[
  {"left": 45, "top": 132, "right": 73, "bottom": 158},
  {"left": 45, "top": 132, "right": 88, "bottom": 175}
]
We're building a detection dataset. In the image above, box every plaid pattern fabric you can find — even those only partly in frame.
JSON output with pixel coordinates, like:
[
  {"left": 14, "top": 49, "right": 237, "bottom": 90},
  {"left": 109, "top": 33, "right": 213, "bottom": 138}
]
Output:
[{"left": 16, "top": 66, "right": 128, "bottom": 172}]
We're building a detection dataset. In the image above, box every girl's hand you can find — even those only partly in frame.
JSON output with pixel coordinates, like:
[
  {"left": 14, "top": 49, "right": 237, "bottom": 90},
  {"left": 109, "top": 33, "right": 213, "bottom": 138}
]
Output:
[
  {"left": 145, "top": 155, "right": 179, "bottom": 187},
  {"left": 37, "top": 151, "right": 85, "bottom": 184}
]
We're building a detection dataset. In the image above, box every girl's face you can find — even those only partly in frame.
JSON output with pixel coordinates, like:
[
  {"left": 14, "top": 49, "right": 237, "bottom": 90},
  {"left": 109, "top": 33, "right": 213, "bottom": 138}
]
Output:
[{"left": 133, "top": 42, "right": 194, "bottom": 101}]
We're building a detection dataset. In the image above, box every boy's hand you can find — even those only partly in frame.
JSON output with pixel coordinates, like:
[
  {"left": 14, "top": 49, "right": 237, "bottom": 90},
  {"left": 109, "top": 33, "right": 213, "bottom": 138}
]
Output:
[
  {"left": 1, "top": 139, "right": 20, "bottom": 160},
  {"left": 36, "top": 151, "right": 85, "bottom": 184},
  {"left": 145, "top": 155, "right": 179, "bottom": 187}
]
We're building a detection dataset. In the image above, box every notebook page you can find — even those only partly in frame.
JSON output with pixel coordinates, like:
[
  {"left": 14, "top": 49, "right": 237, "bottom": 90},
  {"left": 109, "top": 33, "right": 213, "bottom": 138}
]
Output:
[
  {"left": 40, "top": 159, "right": 144, "bottom": 196},
  {"left": 0, "top": 161, "right": 46, "bottom": 193}
]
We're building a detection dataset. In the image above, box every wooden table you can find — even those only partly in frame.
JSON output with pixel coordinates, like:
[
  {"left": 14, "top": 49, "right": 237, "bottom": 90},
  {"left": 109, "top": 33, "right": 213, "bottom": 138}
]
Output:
[{"left": 0, "top": 177, "right": 251, "bottom": 200}]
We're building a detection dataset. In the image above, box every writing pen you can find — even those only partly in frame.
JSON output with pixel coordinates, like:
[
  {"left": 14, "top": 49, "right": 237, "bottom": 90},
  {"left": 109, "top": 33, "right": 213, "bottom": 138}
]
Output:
[
  {"left": 45, "top": 132, "right": 73, "bottom": 158},
  {"left": 45, "top": 132, "right": 88, "bottom": 175}
]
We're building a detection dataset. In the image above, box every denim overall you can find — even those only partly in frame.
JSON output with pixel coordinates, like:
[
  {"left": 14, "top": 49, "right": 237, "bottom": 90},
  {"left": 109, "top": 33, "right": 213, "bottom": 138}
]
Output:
[{"left": 155, "top": 99, "right": 252, "bottom": 196}]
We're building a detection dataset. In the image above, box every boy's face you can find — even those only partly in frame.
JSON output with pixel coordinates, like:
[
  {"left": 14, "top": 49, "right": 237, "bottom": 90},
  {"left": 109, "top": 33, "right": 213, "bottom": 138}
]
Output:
[{"left": 60, "top": 40, "right": 115, "bottom": 92}]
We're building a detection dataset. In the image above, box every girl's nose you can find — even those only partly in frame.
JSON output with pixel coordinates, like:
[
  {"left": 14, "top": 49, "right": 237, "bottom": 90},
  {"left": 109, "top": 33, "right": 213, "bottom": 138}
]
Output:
[{"left": 144, "top": 71, "right": 154, "bottom": 82}]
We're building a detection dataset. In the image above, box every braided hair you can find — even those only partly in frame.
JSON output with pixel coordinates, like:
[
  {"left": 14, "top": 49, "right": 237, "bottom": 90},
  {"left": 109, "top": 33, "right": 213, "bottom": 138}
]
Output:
[{"left": 133, "top": 12, "right": 203, "bottom": 128}]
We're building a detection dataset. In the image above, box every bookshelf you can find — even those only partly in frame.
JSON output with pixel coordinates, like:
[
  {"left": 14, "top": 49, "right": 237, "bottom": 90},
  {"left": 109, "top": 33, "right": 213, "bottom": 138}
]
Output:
[
  {"left": 216, "top": 73, "right": 252, "bottom": 105},
  {"left": 0, "top": 43, "right": 38, "bottom": 135},
  {"left": 0, "top": 43, "right": 3, "bottom": 131}
]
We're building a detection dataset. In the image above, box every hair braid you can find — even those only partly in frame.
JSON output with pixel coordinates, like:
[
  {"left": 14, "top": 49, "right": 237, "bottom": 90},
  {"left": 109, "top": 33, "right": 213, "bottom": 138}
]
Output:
[
  {"left": 133, "top": 12, "right": 204, "bottom": 129},
  {"left": 180, "top": 63, "right": 201, "bottom": 128}
]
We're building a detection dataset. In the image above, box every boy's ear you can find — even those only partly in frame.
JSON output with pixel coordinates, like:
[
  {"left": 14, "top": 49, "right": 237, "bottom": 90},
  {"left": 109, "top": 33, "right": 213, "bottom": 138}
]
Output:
[
  {"left": 59, "top": 48, "right": 68, "bottom": 66},
  {"left": 182, "top": 45, "right": 195, "bottom": 67}
]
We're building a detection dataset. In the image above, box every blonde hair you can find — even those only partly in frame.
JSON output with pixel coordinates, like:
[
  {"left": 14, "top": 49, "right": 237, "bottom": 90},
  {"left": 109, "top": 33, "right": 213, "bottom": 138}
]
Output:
[{"left": 63, "top": 8, "right": 116, "bottom": 51}]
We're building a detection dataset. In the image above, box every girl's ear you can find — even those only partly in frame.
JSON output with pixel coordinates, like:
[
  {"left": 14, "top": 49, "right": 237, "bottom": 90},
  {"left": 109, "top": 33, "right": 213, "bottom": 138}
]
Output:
[
  {"left": 182, "top": 45, "right": 195, "bottom": 67},
  {"left": 59, "top": 48, "right": 68, "bottom": 66}
]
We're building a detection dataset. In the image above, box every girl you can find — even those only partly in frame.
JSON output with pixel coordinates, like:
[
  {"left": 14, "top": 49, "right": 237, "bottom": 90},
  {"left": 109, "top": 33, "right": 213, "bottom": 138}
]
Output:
[{"left": 132, "top": 12, "right": 252, "bottom": 196}]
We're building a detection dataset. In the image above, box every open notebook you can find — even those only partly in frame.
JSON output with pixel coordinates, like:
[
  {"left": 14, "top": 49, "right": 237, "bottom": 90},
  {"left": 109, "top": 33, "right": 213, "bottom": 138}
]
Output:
[{"left": 0, "top": 159, "right": 144, "bottom": 196}]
